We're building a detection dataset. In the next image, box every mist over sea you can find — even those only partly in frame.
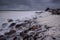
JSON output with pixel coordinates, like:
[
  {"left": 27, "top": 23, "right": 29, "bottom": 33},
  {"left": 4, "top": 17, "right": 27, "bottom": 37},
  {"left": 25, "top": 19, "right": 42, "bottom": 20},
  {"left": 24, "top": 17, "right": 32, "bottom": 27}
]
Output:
[{"left": 0, "top": 0, "right": 60, "bottom": 10}]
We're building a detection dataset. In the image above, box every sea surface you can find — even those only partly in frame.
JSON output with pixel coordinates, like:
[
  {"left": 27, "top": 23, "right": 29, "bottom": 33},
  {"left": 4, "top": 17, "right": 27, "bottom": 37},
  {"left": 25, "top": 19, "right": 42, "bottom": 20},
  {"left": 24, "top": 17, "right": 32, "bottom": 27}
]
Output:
[{"left": 0, "top": 11, "right": 36, "bottom": 26}]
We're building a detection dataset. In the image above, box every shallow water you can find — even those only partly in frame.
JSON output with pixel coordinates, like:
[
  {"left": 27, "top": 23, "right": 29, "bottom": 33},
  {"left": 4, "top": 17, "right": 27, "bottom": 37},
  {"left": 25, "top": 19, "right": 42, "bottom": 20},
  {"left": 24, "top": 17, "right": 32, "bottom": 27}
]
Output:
[{"left": 0, "top": 11, "right": 36, "bottom": 26}]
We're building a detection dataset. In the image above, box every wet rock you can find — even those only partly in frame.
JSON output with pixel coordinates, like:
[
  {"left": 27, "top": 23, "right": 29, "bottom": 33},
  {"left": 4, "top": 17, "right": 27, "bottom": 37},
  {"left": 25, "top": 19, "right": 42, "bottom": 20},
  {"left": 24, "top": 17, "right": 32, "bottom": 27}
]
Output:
[
  {"left": 9, "top": 30, "right": 16, "bottom": 34},
  {"left": 15, "top": 24, "right": 23, "bottom": 28},
  {"left": 44, "top": 25, "right": 52, "bottom": 30},
  {"left": 0, "top": 38, "right": 6, "bottom": 40},
  {"left": 23, "top": 34, "right": 31, "bottom": 40},
  {"left": 2, "top": 23, "right": 8, "bottom": 28},
  {"left": 20, "top": 31, "right": 30, "bottom": 40},
  {"left": 45, "top": 8, "right": 50, "bottom": 11},
  {"left": 0, "top": 35, "right": 4, "bottom": 38},
  {"left": 52, "top": 9, "right": 57, "bottom": 15},
  {"left": 13, "top": 36, "right": 17, "bottom": 40},
  {"left": 31, "top": 25, "right": 38, "bottom": 30},
  {"left": 9, "top": 23, "right": 16, "bottom": 27},
  {"left": 20, "top": 27, "right": 32, "bottom": 37},
  {"left": 20, "top": 27, "right": 36, "bottom": 40},
  {"left": 15, "top": 19, "right": 21, "bottom": 22},
  {"left": 41, "top": 35, "right": 56, "bottom": 40},
  {"left": 20, "top": 28, "right": 32, "bottom": 36},
  {"left": 7, "top": 19, "right": 13, "bottom": 22},
  {"left": 33, "top": 34, "right": 38, "bottom": 40},
  {"left": 47, "top": 8, "right": 60, "bottom": 15},
  {"left": 16, "top": 22, "right": 28, "bottom": 27},
  {"left": 0, "top": 29, "right": 3, "bottom": 31},
  {"left": 52, "top": 37, "right": 56, "bottom": 40},
  {"left": 5, "top": 30, "right": 16, "bottom": 35},
  {"left": 56, "top": 9, "right": 60, "bottom": 15},
  {"left": 0, "top": 35, "right": 6, "bottom": 40},
  {"left": 24, "top": 20, "right": 31, "bottom": 23}
]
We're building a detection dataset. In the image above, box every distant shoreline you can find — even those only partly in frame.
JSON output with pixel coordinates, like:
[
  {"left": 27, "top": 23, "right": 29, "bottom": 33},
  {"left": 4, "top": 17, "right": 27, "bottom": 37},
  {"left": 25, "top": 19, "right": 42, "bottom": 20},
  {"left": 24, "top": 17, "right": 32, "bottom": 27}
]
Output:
[
  {"left": 0, "top": 10, "right": 42, "bottom": 11},
  {"left": 0, "top": 10, "right": 32, "bottom": 11}
]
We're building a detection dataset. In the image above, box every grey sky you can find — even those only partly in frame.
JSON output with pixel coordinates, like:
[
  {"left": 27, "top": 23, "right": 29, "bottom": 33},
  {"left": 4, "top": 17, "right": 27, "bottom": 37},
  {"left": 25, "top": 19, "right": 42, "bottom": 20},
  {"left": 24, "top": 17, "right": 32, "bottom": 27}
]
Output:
[{"left": 0, "top": 0, "right": 60, "bottom": 10}]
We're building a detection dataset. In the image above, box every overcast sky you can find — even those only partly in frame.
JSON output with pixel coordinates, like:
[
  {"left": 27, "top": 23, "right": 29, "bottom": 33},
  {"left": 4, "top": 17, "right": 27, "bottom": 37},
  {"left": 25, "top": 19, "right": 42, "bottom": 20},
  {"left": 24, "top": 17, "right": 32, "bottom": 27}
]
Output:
[{"left": 0, "top": 0, "right": 60, "bottom": 10}]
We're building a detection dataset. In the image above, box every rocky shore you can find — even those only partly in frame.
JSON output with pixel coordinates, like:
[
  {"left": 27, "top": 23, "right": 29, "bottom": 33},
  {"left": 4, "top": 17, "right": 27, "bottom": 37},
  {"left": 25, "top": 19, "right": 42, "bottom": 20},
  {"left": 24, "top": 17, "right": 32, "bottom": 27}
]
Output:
[{"left": 0, "top": 8, "right": 60, "bottom": 40}]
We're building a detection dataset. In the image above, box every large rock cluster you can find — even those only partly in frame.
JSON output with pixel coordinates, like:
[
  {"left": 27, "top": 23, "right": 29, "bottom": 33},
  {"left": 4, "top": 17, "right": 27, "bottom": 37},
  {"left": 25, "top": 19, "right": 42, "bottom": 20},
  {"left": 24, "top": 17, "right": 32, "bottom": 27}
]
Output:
[{"left": 45, "top": 8, "right": 60, "bottom": 15}]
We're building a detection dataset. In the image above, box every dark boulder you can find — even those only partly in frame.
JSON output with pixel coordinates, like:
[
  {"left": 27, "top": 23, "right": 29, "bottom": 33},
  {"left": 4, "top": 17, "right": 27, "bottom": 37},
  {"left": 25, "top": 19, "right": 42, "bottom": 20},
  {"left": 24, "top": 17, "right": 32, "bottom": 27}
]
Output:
[
  {"left": 9, "top": 23, "right": 16, "bottom": 27},
  {"left": 45, "top": 8, "right": 50, "bottom": 11},
  {"left": 0, "top": 35, "right": 4, "bottom": 38},
  {"left": 52, "top": 37, "right": 56, "bottom": 40}
]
